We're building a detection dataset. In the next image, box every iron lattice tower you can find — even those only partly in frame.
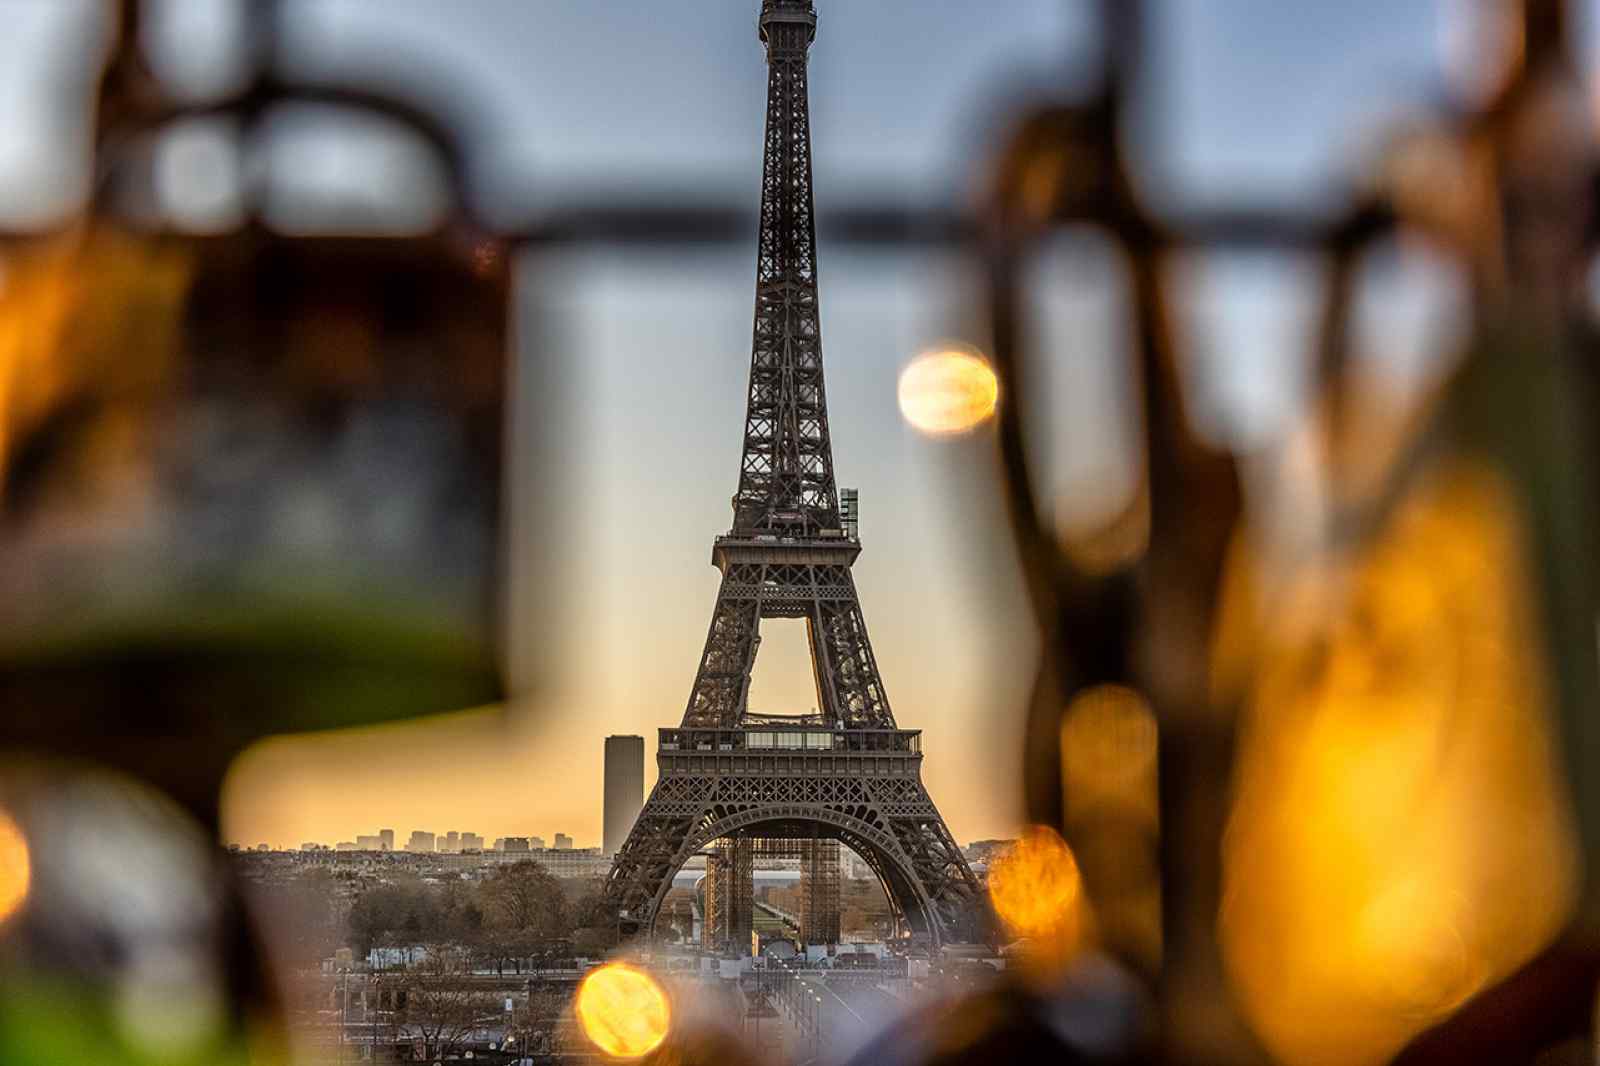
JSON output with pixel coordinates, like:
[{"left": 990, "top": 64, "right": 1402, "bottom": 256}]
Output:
[
  {"left": 603, "top": 0, "right": 980, "bottom": 949},
  {"left": 701, "top": 838, "right": 840, "bottom": 951}
]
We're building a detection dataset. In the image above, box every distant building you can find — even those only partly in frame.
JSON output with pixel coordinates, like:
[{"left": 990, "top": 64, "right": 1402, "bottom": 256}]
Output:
[
  {"left": 405, "top": 831, "right": 436, "bottom": 853},
  {"left": 443, "top": 831, "right": 460, "bottom": 853},
  {"left": 336, "top": 842, "right": 357, "bottom": 852},
  {"left": 502, "top": 837, "right": 531, "bottom": 852},
  {"left": 368, "top": 945, "right": 429, "bottom": 970},
  {"left": 604, "top": 735, "right": 645, "bottom": 857},
  {"left": 532, "top": 847, "right": 610, "bottom": 879},
  {"left": 554, "top": 833, "right": 573, "bottom": 850},
  {"left": 460, "top": 832, "right": 485, "bottom": 852},
  {"left": 379, "top": 829, "right": 394, "bottom": 852},
  {"left": 300, "top": 843, "right": 323, "bottom": 852},
  {"left": 963, "top": 839, "right": 1015, "bottom": 864},
  {"left": 530, "top": 836, "right": 546, "bottom": 850},
  {"left": 256, "top": 844, "right": 270, "bottom": 852},
  {"left": 355, "top": 834, "right": 383, "bottom": 850}
]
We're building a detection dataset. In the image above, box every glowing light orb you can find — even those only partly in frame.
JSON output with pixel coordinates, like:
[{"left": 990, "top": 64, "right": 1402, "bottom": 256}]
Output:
[
  {"left": 1060, "top": 684, "right": 1159, "bottom": 802},
  {"left": 897, "top": 348, "right": 998, "bottom": 436},
  {"left": 988, "top": 825, "right": 1082, "bottom": 942},
  {"left": 575, "top": 963, "right": 670, "bottom": 1059},
  {"left": 0, "top": 807, "right": 30, "bottom": 925}
]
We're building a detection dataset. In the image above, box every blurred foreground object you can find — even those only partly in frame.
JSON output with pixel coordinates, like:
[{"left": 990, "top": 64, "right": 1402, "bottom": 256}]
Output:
[
  {"left": 0, "top": 223, "right": 509, "bottom": 819},
  {"left": 0, "top": 761, "right": 285, "bottom": 1065},
  {"left": 0, "top": 805, "right": 30, "bottom": 926},
  {"left": 987, "top": 825, "right": 1085, "bottom": 960},
  {"left": 898, "top": 346, "right": 1000, "bottom": 437},
  {"left": 1217, "top": 458, "right": 1580, "bottom": 1065},
  {"left": 575, "top": 962, "right": 672, "bottom": 1059},
  {"left": 978, "top": 0, "right": 1600, "bottom": 1064},
  {"left": 0, "top": 3, "right": 512, "bottom": 1064},
  {"left": 0, "top": 0, "right": 511, "bottom": 822}
]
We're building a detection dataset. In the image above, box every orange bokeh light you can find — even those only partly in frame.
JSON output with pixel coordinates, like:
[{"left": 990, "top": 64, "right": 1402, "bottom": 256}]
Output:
[
  {"left": 574, "top": 962, "right": 671, "bottom": 1059},
  {"left": 1060, "top": 684, "right": 1159, "bottom": 809},
  {"left": 987, "top": 824, "right": 1082, "bottom": 943},
  {"left": 897, "top": 347, "right": 999, "bottom": 436},
  {"left": 0, "top": 807, "right": 30, "bottom": 925}
]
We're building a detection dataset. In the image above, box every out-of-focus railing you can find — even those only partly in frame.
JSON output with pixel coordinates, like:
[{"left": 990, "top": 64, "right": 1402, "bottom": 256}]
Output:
[{"left": 977, "top": 2, "right": 1600, "bottom": 1065}]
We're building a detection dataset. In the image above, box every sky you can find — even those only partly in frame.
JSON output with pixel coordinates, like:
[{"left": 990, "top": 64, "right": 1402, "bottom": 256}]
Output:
[{"left": 0, "top": 0, "right": 1549, "bottom": 849}]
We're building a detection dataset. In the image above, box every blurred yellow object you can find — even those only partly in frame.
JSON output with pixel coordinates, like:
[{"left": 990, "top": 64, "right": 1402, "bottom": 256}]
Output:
[
  {"left": 574, "top": 962, "right": 671, "bottom": 1059},
  {"left": 1061, "top": 684, "right": 1158, "bottom": 817},
  {"left": 0, "top": 228, "right": 190, "bottom": 488},
  {"left": 0, "top": 806, "right": 28, "bottom": 924},
  {"left": 1060, "top": 685, "right": 1161, "bottom": 969},
  {"left": 897, "top": 347, "right": 999, "bottom": 436},
  {"left": 1218, "top": 460, "right": 1578, "bottom": 1066},
  {"left": 988, "top": 824, "right": 1084, "bottom": 946}
]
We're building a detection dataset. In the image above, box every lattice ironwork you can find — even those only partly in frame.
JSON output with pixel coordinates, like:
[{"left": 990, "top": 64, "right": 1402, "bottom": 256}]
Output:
[
  {"left": 681, "top": 560, "right": 892, "bottom": 729},
  {"left": 608, "top": 763, "right": 976, "bottom": 946},
  {"left": 605, "top": 0, "right": 979, "bottom": 949},
  {"left": 703, "top": 838, "right": 753, "bottom": 952},
  {"left": 798, "top": 837, "right": 841, "bottom": 944},
  {"left": 735, "top": 0, "right": 835, "bottom": 538},
  {"left": 703, "top": 837, "right": 840, "bottom": 949}
]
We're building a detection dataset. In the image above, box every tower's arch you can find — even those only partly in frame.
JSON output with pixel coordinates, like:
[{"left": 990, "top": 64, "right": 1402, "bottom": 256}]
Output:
[
  {"left": 646, "top": 809, "right": 941, "bottom": 944},
  {"left": 605, "top": 733, "right": 980, "bottom": 949}
]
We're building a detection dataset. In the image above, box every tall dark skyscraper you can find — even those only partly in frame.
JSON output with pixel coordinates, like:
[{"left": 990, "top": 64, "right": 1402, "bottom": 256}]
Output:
[{"left": 604, "top": 735, "right": 645, "bottom": 856}]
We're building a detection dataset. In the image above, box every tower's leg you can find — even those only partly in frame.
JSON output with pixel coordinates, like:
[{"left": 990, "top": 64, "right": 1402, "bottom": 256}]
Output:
[
  {"left": 702, "top": 838, "right": 754, "bottom": 953},
  {"left": 799, "top": 836, "right": 840, "bottom": 945},
  {"left": 683, "top": 591, "right": 761, "bottom": 729}
]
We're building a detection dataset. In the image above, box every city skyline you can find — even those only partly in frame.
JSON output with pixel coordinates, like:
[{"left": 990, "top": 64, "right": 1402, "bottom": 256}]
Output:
[
  {"left": 233, "top": 824, "right": 593, "bottom": 852},
  {"left": 239, "top": 830, "right": 1011, "bottom": 854}
]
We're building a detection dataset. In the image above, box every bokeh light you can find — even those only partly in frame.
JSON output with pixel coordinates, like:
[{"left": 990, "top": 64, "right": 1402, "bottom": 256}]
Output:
[
  {"left": 1060, "top": 685, "right": 1161, "bottom": 969},
  {"left": 987, "top": 824, "right": 1083, "bottom": 944},
  {"left": 1060, "top": 684, "right": 1158, "bottom": 812},
  {"left": 574, "top": 962, "right": 671, "bottom": 1059},
  {"left": 897, "top": 347, "right": 999, "bottom": 436},
  {"left": 0, "top": 806, "right": 29, "bottom": 924}
]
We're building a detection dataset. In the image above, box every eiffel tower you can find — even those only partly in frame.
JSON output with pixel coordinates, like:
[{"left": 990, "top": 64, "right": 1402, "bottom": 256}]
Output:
[{"left": 603, "top": 0, "right": 980, "bottom": 949}]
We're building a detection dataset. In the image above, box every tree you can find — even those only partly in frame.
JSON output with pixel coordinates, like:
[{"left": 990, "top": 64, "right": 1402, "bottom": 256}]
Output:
[
  {"left": 347, "top": 884, "right": 404, "bottom": 959},
  {"left": 396, "top": 946, "right": 498, "bottom": 1060},
  {"left": 569, "top": 885, "right": 621, "bottom": 955},
  {"left": 346, "top": 879, "right": 441, "bottom": 963},
  {"left": 481, "top": 861, "right": 568, "bottom": 936},
  {"left": 477, "top": 860, "right": 572, "bottom": 970}
]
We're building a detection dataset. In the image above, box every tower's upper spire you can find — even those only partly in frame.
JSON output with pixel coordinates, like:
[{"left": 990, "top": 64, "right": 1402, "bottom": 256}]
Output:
[
  {"left": 758, "top": 0, "right": 816, "bottom": 45},
  {"left": 731, "top": 0, "right": 837, "bottom": 537}
]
